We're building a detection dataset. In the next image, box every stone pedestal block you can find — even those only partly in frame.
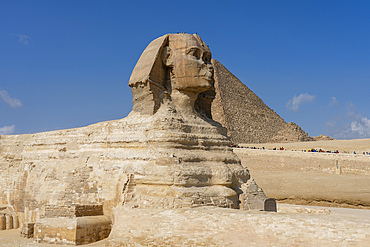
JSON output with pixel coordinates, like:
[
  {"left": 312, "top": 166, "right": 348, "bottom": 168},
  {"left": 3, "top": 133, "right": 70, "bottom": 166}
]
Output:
[
  {"left": 264, "top": 198, "right": 277, "bottom": 212},
  {"left": 20, "top": 222, "right": 35, "bottom": 238},
  {"left": 34, "top": 216, "right": 111, "bottom": 245},
  {"left": 240, "top": 179, "right": 269, "bottom": 211}
]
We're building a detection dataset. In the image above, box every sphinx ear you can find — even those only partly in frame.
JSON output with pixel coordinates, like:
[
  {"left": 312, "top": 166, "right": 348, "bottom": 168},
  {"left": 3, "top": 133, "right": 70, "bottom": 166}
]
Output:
[{"left": 162, "top": 46, "right": 173, "bottom": 67}]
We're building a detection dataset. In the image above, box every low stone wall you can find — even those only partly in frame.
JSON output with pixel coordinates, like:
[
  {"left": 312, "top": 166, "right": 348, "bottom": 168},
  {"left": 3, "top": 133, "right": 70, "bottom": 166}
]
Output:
[
  {"left": 234, "top": 148, "right": 370, "bottom": 208},
  {"left": 234, "top": 148, "right": 370, "bottom": 175}
]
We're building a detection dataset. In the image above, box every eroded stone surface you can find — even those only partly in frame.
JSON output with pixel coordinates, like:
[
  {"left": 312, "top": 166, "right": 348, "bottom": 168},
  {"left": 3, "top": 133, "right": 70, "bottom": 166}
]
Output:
[
  {"left": 0, "top": 34, "right": 269, "bottom": 245},
  {"left": 108, "top": 206, "right": 370, "bottom": 246},
  {"left": 20, "top": 222, "right": 35, "bottom": 238}
]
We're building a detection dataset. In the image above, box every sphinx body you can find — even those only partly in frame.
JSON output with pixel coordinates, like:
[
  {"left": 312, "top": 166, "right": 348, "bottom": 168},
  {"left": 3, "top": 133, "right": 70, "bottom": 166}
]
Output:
[
  {"left": 0, "top": 34, "right": 270, "bottom": 239},
  {"left": 125, "top": 33, "right": 255, "bottom": 209}
]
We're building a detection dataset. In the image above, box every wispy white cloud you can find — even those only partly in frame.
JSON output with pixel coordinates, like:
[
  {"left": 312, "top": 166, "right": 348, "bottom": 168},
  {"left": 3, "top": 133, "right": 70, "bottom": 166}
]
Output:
[
  {"left": 17, "top": 34, "right": 30, "bottom": 45},
  {"left": 350, "top": 117, "right": 370, "bottom": 137},
  {"left": 286, "top": 93, "right": 316, "bottom": 111},
  {"left": 0, "top": 89, "right": 22, "bottom": 108},
  {"left": 329, "top": 96, "right": 339, "bottom": 107},
  {"left": 325, "top": 120, "right": 336, "bottom": 127},
  {"left": 346, "top": 103, "right": 358, "bottom": 119},
  {"left": 327, "top": 103, "right": 370, "bottom": 139},
  {"left": 0, "top": 125, "right": 16, "bottom": 135},
  {"left": 11, "top": 33, "right": 31, "bottom": 45}
]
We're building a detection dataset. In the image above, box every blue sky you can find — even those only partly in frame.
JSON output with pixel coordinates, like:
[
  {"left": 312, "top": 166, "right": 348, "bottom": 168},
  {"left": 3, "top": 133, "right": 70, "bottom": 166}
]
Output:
[{"left": 1, "top": 0, "right": 369, "bottom": 139}]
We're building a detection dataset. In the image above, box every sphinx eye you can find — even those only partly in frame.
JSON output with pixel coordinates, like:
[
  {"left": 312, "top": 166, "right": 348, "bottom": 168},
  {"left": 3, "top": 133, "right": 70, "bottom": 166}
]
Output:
[
  {"left": 186, "top": 48, "right": 201, "bottom": 59},
  {"left": 203, "top": 52, "right": 211, "bottom": 63}
]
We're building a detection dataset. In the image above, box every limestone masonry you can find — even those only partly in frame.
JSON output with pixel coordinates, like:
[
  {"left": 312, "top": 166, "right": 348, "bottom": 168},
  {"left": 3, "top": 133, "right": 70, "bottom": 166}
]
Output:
[{"left": 0, "top": 33, "right": 275, "bottom": 245}]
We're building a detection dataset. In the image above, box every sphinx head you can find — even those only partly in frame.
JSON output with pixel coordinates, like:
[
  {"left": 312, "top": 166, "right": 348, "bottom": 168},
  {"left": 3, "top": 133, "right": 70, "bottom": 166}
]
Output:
[
  {"left": 165, "top": 34, "right": 214, "bottom": 92},
  {"left": 129, "top": 33, "right": 214, "bottom": 116}
]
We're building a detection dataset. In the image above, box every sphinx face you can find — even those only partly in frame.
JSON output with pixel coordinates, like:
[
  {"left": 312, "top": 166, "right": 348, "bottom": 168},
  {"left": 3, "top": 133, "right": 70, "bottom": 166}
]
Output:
[{"left": 169, "top": 34, "right": 214, "bottom": 92}]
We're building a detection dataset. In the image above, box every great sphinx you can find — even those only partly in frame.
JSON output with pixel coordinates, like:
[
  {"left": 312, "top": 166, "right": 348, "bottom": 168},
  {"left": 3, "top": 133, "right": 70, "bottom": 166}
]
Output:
[{"left": 0, "top": 33, "right": 273, "bottom": 245}]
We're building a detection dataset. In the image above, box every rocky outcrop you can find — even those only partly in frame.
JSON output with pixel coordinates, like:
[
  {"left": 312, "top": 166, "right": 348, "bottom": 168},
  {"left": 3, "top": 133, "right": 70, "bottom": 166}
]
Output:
[{"left": 106, "top": 206, "right": 370, "bottom": 246}]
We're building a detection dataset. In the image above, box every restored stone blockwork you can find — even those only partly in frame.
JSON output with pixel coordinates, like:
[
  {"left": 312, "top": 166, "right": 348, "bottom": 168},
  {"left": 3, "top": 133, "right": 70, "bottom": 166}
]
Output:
[{"left": 34, "top": 205, "right": 111, "bottom": 245}]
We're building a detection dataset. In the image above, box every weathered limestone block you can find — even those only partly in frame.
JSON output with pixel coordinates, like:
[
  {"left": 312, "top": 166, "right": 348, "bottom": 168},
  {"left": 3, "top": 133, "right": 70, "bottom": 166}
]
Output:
[
  {"left": 20, "top": 222, "right": 35, "bottom": 238},
  {"left": 34, "top": 205, "right": 111, "bottom": 245},
  {"left": 34, "top": 216, "right": 111, "bottom": 245},
  {"left": 239, "top": 179, "right": 276, "bottom": 211}
]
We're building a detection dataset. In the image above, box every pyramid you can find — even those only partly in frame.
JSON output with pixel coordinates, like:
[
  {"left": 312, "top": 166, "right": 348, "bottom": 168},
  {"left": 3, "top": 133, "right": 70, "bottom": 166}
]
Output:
[{"left": 209, "top": 59, "right": 312, "bottom": 144}]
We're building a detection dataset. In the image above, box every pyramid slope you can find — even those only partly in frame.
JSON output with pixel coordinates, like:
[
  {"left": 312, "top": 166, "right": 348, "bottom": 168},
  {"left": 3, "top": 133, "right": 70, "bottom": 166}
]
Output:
[{"left": 211, "top": 59, "right": 312, "bottom": 144}]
